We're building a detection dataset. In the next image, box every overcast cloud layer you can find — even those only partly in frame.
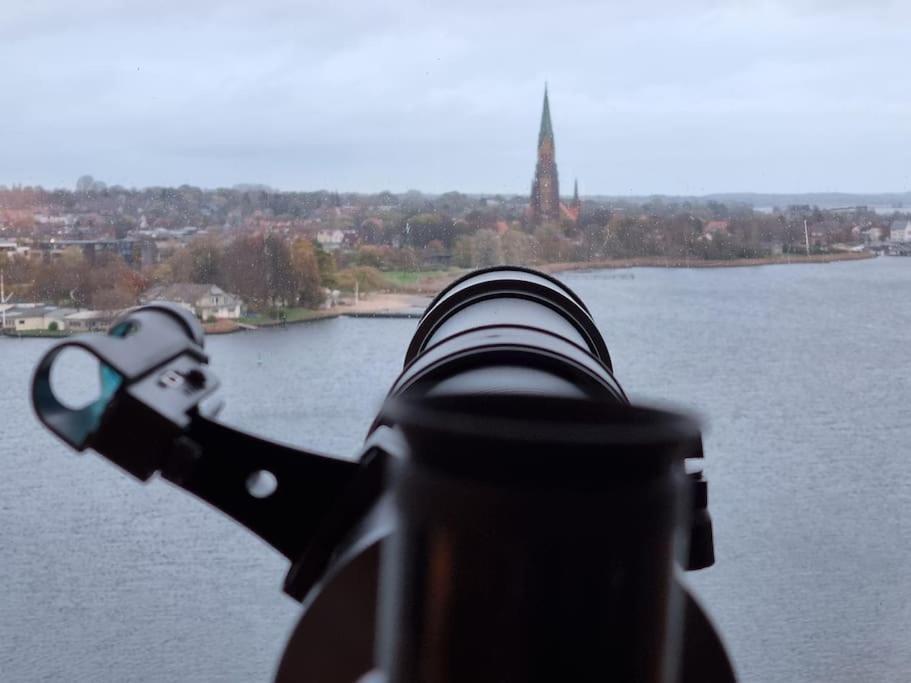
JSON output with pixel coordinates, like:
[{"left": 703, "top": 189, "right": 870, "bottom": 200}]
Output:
[{"left": 2, "top": 0, "right": 910, "bottom": 194}]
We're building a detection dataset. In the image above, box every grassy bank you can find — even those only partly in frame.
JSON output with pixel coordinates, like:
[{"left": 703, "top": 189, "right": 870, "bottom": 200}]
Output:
[
  {"left": 382, "top": 268, "right": 464, "bottom": 291},
  {"left": 2, "top": 329, "right": 71, "bottom": 338},
  {"left": 238, "top": 307, "right": 333, "bottom": 326}
]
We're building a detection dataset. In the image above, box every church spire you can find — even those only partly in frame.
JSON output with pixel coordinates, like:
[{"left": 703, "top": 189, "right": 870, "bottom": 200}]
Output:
[
  {"left": 573, "top": 178, "right": 579, "bottom": 206},
  {"left": 530, "top": 83, "right": 560, "bottom": 224},
  {"left": 538, "top": 83, "right": 554, "bottom": 147}
]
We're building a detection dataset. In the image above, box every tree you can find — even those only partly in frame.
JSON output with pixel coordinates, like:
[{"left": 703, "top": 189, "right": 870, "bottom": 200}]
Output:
[
  {"left": 579, "top": 223, "right": 608, "bottom": 260},
  {"left": 31, "top": 248, "right": 91, "bottom": 305},
  {"left": 262, "top": 233, "right": 296, "bottom": 307},
  {"left": 314, "top": 242, "right": 337, "bottom": 289},
  {"left": 223, "top": 235, "right": 269, "bottom": 311},
  {"left": 0, "top": 252, "right": 35, "bottom": 286},
  {"left": 533, "top": 223, "right": 572, "bottom": 262},
  {"left": 356, "top": 245, "right": 388, "bottom": 269},
  {"left": 452, "top": 237, "right": 473, "bottom": 268},
  {"left": 222, "top": 233, "right": 297, "bottom": 312},
  {"left": 334, "top": 266, "right": 390, "bottom": 293},
  {"left": 86, "top": 253, "right": 139, "bottom": 309},
  {"left": 76, "top": 175, "right": 95, "bottom": 193},
  {"left": 472, "top": 229, "right": 504, "bottom": 267},
  {"left": 187, "top": 236, "right": 224, "bottom": 284},
  {"left": 163, "top": 248, "right": 194, "bottom": 283},
  {"left": 404, "top": 212, "right": 456, "bottom": 248},
  {"left": 603, "top": 217, "right": 656, "bottom": 258},
  {"left": 91, "top": 284, "right": 136, "bottom": 310},
  {"left": 119, "top": 268, "right": 149, "bottom": 301},
  {"left": 661, "top": 214, "right": 702, "bottom": 259},
  {"left": 75, "top": 175, "right": 105, "bottom": 192},
  {"left": 386, "top": 247, "right": 420, "bottom": 271},
  {"left": 501, "top": 229, "right": 537, "bottom": 265},
  {"left": 422, "top": 239, "right": 447, "bottom": 265},
  {"left": 291, "top": 238, "right": 323, "bottom": 307}
]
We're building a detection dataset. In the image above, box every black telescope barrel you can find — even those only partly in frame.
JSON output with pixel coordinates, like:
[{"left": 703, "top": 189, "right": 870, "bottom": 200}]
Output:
[
  {"left": 374, "top": 267, "right": 710, "bottom": 683},
  {"left": 404, "top": 265, "right": 614, "bottom": 371},
  {"left": 391, "top": 266, "right": 623, "bottom": 407}
]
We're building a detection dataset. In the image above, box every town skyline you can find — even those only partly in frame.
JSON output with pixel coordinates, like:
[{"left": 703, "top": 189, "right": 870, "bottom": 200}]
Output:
[
  {"left": 7, "top": 178, "right": 911, "bottom": 212},
  {"left": 4, "top": 2, "right": 911, "bottom": 194}
]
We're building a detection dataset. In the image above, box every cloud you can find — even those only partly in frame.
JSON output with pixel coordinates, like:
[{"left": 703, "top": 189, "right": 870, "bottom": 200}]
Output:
[{"left": 1, "top": 1, "right": 909, "bottom": 193}]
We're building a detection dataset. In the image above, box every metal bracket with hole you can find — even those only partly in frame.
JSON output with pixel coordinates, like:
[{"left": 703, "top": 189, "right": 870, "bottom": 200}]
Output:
[
  {"left": 32, "top": 303, "right": 210, "bottom": 459},
  {"left": 31, "top": 303, "right": 364, "bottom": 597}
]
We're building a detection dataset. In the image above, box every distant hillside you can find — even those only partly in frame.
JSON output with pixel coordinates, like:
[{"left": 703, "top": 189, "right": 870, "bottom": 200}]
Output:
[
  {"left": 703, "top": 192, "right": 911, "bottom": 209},
  {"left": 232, "top": 183, "right": 276, "bottom": 193},
  {"left": 587, "top": 192, "right": 911, "bottom": 209}
]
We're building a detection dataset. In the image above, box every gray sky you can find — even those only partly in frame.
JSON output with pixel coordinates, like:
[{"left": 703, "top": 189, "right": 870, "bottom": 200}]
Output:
[{"left": 2, "top": 0, "right": 910, "bottom": 195}]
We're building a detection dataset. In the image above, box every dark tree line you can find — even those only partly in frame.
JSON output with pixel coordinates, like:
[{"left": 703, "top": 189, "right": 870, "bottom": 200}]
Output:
[{"left": 156, "top": 234, "right": 325, "bottom": 310}]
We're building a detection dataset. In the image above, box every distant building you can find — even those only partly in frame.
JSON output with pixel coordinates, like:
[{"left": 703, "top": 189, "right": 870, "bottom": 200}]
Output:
[
  {"left": 2, "top": 305, "right": 76, "bottom": 332},
  {"left": 861, "top": 227, "right": 884, "bottom": 244},
  {"left": 0, "top": 240, "right": 29, "bottom": 258},
  {"left": 45, "top": 308, "right": 77, "bottom": 330},
  {"left": 64, "top": 310, "right": 116, "bottom": 332},
  {"left": 570, "top": 179, "right": 582, "bottom": 221},
  {"left": 889, "top": 219, "right": 911, "bottom": 242},
  {"left": 134, "top": 226, "right": 199, "bottom": 241},
  {"left": 316, "top": 229, "right": 355, "bottom": 250},
  {"left": 703, "top": 221, "right": 730, "bottom": 239},
  {"left": 140, "top": 283, "right": 244, "bottom": 320},
  {"left": 36, "top": 238, "right": 157, "bottom": 267},
  {"left": 2, "top": 306, "right": 49, "bottom": 331},
  {"left": 529, "top": 85, "right": 561, "bottom": 224}
]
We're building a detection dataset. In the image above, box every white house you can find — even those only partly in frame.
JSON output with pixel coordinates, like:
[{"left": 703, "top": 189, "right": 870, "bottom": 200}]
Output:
[
  {"left": 3, "top": 305, "right": 76, "bottom": 332},
  {"left": 140, "top": 283, "right": 244, "bottom": 320},
  {"left": 3, "top": 306, "right": 48, "bottom": 331},
  {"left": 889, "top": 219, "right": 911, "bottom": 242}
]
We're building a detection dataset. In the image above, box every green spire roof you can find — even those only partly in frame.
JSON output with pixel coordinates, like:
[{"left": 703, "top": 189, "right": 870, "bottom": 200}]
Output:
[{"left": 538, "top": 83, "right": 554, "bottom": 146}]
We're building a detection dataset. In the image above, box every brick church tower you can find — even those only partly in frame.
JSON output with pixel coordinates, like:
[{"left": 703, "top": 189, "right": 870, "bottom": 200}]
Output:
[{"left": 529, "top": 85, "right": 561, "bottom": 224}]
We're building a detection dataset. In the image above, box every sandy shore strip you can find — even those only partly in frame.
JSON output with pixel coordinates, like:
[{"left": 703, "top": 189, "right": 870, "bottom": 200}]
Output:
[
  {"left": 339, "top": 292, "right": 432, "bottom": 315},
  {"left": 203, "top": 292, "right": 433, "bottom": 334}
]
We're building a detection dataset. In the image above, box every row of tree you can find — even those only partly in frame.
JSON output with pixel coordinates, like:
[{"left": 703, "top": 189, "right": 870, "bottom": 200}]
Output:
[
  {"left": 151, "top": 234, "right": 326, "bottom": 310},
  {"left": 0, "top": 233, "right": 332, "bottom": 312},
  {"left": 0, "top": 208, "right": 855, "bottom": 313},
  {"left": 444, "top": 213, "right": 815, "bottom": 268}
]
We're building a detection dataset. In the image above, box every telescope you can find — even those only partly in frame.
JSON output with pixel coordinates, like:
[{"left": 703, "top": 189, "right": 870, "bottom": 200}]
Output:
[{"left": 32, "top": 266, "right": 735, "bottom": 682}]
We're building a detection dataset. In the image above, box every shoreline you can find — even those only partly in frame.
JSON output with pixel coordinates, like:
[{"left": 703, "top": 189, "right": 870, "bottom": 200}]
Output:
[
  {"left": 538, "top": 250, "right": 873, "bottom": 275},
  {"left": 3, "top": 251, "right": 878, "bottom": 338},
  {"left": 207, "top": 251, "right": 874, "bottom": 333},
  {"left": 202, "top": 292, "right": 432, "bottom": 335}
]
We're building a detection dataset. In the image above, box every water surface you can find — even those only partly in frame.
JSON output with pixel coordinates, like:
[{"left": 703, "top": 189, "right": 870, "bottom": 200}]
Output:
[{"left": 2, "top": 256, "right": 909, "bottom": 682}]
